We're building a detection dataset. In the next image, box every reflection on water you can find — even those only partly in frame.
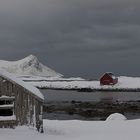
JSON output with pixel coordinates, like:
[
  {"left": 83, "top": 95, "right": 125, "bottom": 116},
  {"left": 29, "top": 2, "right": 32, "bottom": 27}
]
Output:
[{"left": 40, "top": 89, "right": 140, "bottom": 102}]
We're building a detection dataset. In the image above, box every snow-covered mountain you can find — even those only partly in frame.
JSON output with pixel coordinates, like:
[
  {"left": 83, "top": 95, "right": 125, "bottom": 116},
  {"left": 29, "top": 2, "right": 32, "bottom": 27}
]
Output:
[{"left": 0, "top": 55, "right": 63, "bottom": 77}]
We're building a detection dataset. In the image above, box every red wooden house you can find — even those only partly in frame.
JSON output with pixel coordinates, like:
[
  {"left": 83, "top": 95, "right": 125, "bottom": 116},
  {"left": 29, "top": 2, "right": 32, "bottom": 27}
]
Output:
[{"left": 100, "top": 72, "right": 118, "bottom": 85}]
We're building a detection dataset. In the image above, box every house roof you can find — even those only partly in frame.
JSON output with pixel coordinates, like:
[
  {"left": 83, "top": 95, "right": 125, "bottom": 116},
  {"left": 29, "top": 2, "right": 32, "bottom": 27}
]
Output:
[
  {"left": 0, "top": 69, "right": 44, "bottom": 101},
  {"left": 100, "top": 72, "right": 117, "bottom": 81},
  {"left": 105, "top": 72, "right": 117, "bottom": 80}
]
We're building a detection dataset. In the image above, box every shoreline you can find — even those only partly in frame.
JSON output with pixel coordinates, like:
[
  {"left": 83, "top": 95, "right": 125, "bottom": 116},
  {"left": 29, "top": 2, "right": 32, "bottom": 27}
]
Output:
[
  {"left": 38, "top": 87, "right": 140, "bottom": 92},
  {"left": 25, "top": 76, "right": 140, "bottom": 92},
  {"left": 43, "top": 100, "right": 140, "bottom": 120}
]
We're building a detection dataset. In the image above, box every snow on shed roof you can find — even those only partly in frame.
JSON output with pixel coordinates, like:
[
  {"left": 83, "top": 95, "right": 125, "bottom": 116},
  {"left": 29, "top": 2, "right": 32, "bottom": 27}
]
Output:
[{"left": 0, "top": 69, "right": 44, "bottom": 101}]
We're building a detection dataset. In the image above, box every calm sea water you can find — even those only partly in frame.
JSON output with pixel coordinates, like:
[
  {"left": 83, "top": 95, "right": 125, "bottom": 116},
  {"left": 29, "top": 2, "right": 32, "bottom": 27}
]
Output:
[{"left": 40, "top": 89, "right": 140, "bottom": 102}]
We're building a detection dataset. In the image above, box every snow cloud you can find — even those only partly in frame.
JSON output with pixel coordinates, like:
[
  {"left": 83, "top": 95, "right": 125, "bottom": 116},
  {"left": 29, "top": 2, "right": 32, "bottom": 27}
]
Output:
[{"left": 0, "top": 0, "right": 140, "bottom": 77}]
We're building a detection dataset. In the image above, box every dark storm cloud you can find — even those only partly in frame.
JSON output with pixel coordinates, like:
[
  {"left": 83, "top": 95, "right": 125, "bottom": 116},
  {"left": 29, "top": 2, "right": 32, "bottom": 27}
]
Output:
[{"left": 0, "top": 0, "right": 140, "bottom": 77}]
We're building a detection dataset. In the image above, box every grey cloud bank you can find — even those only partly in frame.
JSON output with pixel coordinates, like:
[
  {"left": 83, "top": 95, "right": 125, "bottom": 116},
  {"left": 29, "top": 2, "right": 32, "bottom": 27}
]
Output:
[{"left": 0, "top": 0, "right": 140, "bottom": 78}]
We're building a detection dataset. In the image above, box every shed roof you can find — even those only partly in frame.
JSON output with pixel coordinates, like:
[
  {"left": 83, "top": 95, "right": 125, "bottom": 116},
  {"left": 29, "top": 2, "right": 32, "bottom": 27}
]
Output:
[{"left": 0, "top": 69, "right": 44, "bottom": 101}]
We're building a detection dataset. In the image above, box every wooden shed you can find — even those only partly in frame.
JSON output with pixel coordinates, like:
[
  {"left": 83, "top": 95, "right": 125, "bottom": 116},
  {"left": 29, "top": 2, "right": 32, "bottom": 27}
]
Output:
[
  {"left": 0, "top": 70, "right": 44, "bottom": 132},
  {"left": 100, "top": 72, "right": 118, "bottom": 85}
]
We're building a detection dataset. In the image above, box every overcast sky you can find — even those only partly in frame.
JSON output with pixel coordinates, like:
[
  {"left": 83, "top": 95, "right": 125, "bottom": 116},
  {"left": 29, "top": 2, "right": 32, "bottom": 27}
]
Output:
[{"left": 0, "top": 0, "right": 140, "bottom": 78}]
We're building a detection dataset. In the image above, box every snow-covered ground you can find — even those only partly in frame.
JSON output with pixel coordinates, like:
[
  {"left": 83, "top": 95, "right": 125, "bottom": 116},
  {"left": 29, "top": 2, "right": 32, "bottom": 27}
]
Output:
[
  {"left": 1, "top": 117, "right": 140, "bottom": 140},
  {"left": 27, "top": 76, "right": 140, "bottom": 90},
  {"left": 19, "top": 75, "right": 85, "bottom": 81}
]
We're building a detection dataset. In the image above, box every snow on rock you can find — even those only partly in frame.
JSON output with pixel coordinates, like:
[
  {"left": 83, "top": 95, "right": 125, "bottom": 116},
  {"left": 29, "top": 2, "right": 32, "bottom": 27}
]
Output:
[
  {"left": 0, "top": 54, "right": 62, "bottom": 77},
  {"left": 106, "top": 113, "right": 127, "bottom": 121}
]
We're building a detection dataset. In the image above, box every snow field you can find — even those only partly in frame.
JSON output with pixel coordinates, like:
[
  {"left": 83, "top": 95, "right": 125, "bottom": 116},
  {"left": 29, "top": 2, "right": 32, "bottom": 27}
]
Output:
[
  {"left": 0, "top": 118, "right": 140, "bottom": 140},
  {"left": 29, "top": 76, "right": 140, "bottom": 90}
]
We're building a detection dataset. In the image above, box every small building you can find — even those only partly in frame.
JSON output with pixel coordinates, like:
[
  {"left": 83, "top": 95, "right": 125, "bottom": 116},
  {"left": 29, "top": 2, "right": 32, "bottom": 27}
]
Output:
[
  {"left": 100, "top": 72, "right": 118, "bottom": 85},
  {"left": 0, "top": 70, "right": 44, "bottom": 132}
]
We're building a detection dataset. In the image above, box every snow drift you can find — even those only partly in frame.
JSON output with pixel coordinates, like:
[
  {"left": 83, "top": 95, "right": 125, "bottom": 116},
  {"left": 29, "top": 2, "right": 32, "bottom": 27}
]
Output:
[
  {"left": 0, "top": 55, "right": 62, "bottom": 77},
  {"left": 106, "top": 113, "right": 127, "bottom": 121}
]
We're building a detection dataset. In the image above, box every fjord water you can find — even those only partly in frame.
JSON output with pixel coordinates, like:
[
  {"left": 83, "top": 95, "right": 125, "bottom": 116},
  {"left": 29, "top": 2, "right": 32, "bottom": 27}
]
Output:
[{"left": 41, "top": 89, "right": 140, "bottom": 102}]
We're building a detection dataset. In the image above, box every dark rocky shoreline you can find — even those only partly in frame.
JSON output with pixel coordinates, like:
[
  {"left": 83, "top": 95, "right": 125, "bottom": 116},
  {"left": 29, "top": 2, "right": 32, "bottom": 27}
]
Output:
[
  {"left": 39, "top": 87, "right": 140, "bottom": 92},
  {"left": 43, "top": 100, "right": 140, "bottom": 120}
]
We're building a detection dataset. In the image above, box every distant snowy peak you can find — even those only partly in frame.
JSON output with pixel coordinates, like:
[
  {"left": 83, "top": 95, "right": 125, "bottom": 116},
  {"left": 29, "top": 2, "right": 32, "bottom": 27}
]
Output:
[{"left": 0, "top": 55, "right": 63, "bottom": 77}]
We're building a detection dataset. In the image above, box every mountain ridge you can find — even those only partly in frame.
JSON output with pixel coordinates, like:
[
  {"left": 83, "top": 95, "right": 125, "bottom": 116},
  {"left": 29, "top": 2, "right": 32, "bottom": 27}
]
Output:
[{"left": 0, "top": 55, "right": 62, "bottom": 77}]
